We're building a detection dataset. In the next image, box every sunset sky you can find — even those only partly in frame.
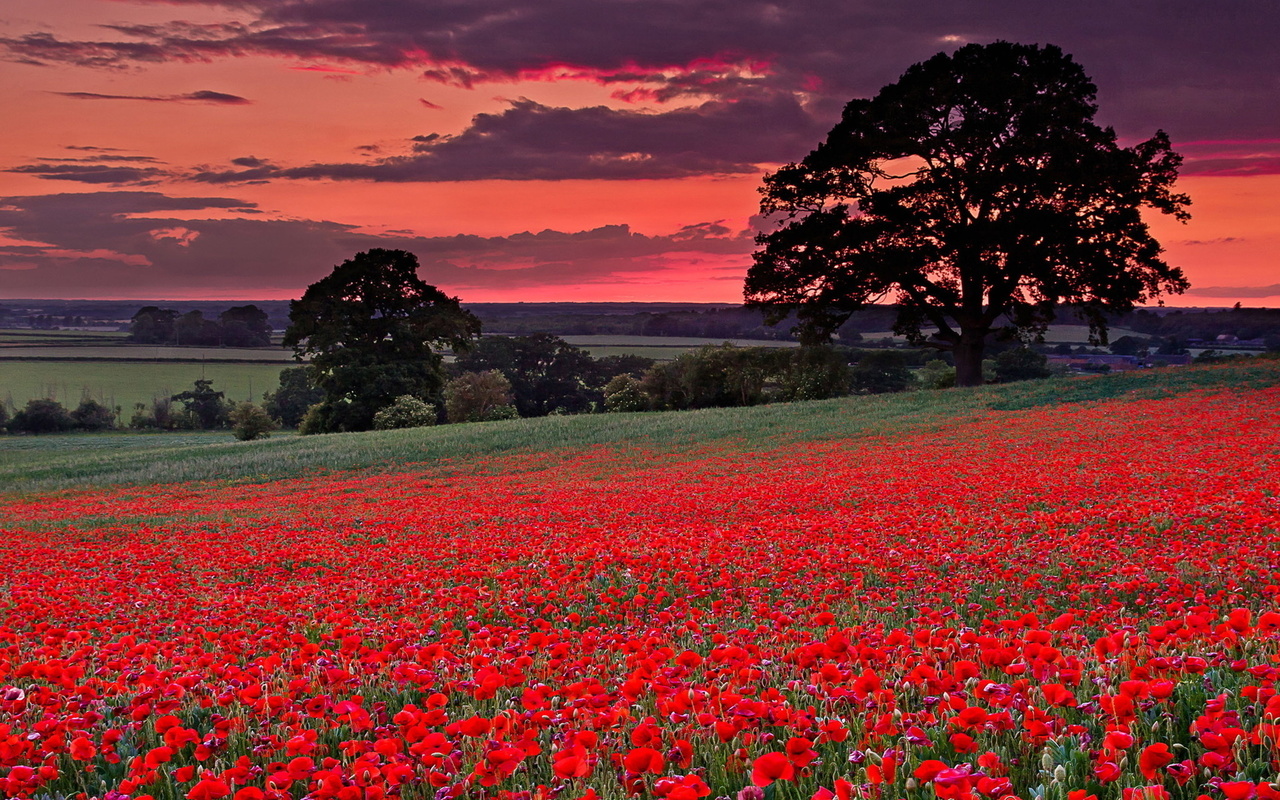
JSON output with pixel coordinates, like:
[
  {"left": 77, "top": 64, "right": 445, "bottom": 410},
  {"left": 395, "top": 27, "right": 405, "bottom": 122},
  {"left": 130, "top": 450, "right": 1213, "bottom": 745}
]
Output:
[{"left": 1, "top": 0, "right": 1278, "bottom": 304}]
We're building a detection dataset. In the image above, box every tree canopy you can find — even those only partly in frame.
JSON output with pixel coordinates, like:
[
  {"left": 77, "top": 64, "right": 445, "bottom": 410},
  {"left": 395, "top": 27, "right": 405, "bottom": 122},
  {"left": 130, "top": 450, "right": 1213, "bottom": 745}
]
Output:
[
  {"left": 284, "top": 249, "right": 481, "bottom": 432},
  {"left": 745, "top": 41, "right": 1190, "bottom": 385}
]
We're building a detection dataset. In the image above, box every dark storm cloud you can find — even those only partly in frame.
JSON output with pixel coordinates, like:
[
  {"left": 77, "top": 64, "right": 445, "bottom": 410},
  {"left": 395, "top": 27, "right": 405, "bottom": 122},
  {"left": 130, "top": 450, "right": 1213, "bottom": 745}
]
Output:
[
  {"left": 193, "top": 93, "right": 824, "bottom": 182},
  {"left": 53, "top": 89, "right": 251, "bottom": 104},
  {"left": 0, "top": 192, "right": 753, "bottom": 295},
  {"left": 5, "top": 3, "right": 1274, "bottom": 141},
  {"left": 3, "top": 0, "right": 1278, "bottom": 143},
  {"left": 3, "top": 1, "right": 1275, "bottom": 189}
]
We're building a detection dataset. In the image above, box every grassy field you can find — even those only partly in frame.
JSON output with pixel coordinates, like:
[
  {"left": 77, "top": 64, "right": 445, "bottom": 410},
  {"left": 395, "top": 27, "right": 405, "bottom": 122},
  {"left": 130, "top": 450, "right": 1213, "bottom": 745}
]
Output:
[
  {"left": 3, "top": 359, "right": 1276, "bottom": 496},
  {"left": 0, "top": 360, "right": 289, "bottom": 412}
]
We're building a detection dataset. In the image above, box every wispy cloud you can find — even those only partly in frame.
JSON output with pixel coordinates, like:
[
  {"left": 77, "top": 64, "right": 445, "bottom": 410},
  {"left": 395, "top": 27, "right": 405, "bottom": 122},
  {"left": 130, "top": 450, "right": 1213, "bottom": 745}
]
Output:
[
  {"left": 1186, "top": 284, "right": 1280, "bottom": 298},
  {"left": 5, "top": 163, "right": 169, "bottom": 186},
  {"left": 52, "top": 90, "right": 251, "bottom": 104}
]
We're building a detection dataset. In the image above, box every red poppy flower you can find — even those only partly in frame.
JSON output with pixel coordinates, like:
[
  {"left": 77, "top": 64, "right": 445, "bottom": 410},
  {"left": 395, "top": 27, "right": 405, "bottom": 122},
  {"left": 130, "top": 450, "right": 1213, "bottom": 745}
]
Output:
[{"left": 752, "top": 753, "right": 795, "bottom": 787}]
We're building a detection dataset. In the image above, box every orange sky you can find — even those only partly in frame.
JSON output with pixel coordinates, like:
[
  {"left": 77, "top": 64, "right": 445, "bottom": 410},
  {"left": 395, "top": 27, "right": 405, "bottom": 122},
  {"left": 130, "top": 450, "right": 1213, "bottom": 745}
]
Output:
[{"left": 1, "top": 0, "right": 1277, "bottom": 305}]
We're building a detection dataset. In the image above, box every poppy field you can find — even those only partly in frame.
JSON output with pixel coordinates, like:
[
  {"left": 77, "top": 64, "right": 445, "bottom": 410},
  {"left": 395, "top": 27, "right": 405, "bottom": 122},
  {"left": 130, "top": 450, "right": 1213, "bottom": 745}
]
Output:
[{"left": 2, "top": 381, "right": 1279, "bottom": 800}]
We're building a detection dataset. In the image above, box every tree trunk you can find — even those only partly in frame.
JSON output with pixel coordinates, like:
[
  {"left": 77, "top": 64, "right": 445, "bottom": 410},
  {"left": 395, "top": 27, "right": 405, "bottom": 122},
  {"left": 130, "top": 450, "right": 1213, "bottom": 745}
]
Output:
[{"left": 953, "top": 332, "right": 987, "bottom": 387}]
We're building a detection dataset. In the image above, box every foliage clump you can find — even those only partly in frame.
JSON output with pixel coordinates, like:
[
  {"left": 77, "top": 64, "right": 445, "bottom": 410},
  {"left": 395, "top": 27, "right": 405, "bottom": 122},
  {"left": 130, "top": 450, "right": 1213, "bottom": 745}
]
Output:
[
  {"left": 70, "top": 399, "right": 117, "bottom": 431},
  {"left": 263, "top": 366, "right": 324, "bottom": 428},
  {"left": 230, "top": 402, "right": 279, "bottom": 441},
  {"left": 10, "top": 399, "right": 76, "bottom": 434},
  {"left": 848, "top": 351, "right": 915, "bottom": 395},
  {"left": 372, "top": 395, "right": 439, "bottom": 430},
  {"left": 443, "top": 372, "right": 519, "bottom": 424},
  {"left": 603, "top": 375, "right": 650, "bottom": 412},
  {"left": 994, "top": 348, "right": 1053, "bottom": 383}
]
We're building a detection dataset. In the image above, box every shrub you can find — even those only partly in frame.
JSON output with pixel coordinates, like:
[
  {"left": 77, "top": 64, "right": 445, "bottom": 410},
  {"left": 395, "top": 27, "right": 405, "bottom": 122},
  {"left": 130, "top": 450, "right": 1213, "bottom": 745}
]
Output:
[
  {"left": 444, "top": 371, "right": 518, "bottom": 423},
  {"left": 603, "top": 375, "right": 649, "bottom": 412},
  {"left": 453, "top": 334, "right": 598, "bottom": 417},
  {"left": 298, "top": 403, "right": 328, "bottom": 435},
  {"left": 230, "top": 402, "right": 279, "bottom": 441},
  {"left": 130, "top": 396, "right": 198, "bottom": 430},
  {"left": 71, "top": 399, "right": 117, "bottom": 431},
  {"left": 10, "top": 399, "right": 75, "bottom": 434},
  {"left": 777, "top": 346, "right": 852, "bottom": 401},
  {"left": 917, "top": 359, "right": 956, "bottom": 389},
  {"left": 993, "top": 347, "right": 1052, "bottom": 383},
  {"left": 639, "top": 362, "right": 689, "bottom": 411},
  {"left": 0, "top": 402, "right": 8, "bottom": 433},
  {"left": 639, "top": 344, "right": 785, "bottom": 410},
  {"left": 372, "top": 395, "right": 439, "bottom": 430},
  {"left": 849, "top": 350, "right": 914, "bottom": 394}
]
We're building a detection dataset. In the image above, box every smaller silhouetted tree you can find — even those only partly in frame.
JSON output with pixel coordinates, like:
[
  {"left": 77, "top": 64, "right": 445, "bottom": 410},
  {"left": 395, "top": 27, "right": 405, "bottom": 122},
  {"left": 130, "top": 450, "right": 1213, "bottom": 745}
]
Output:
[
  {"left": 172, "top": 379, "right": 230, "bottom": 429},
  {"left": 285, "top": 249, "right": 481, "bottom": 433}
]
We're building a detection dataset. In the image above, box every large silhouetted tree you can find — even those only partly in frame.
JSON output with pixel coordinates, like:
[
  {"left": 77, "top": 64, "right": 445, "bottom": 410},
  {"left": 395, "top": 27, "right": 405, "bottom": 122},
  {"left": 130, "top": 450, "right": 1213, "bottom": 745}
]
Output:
[
  {"left": 746, "top": 42, "right": 1190, "bottom": 385},
  {"left": 284, "top": 249, "right": 481, "bottom": 432}
]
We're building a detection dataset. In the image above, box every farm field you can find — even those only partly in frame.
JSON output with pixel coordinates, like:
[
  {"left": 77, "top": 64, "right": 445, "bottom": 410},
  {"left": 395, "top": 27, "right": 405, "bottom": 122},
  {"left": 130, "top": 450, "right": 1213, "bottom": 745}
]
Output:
[
  {"left": 0, "top": 330, "right": 127, "bottom": 345},
  {"left": 0, "top": 346, "right": 294, "bottom": 361},
  {"left": 557, "top": 335, "right": 800, "bottom": 349},
  {"left": 0, "top": 360, "right": 289, "bottom": 412},
  {"left": 2, "top": 362, "right": 1280, "bottom": 800},
  {"left": 555, "top": 336, "right": 797, "bottom": 363},
  {"left": 854, "top": 325, "right": 1148, "bottom": 345}
]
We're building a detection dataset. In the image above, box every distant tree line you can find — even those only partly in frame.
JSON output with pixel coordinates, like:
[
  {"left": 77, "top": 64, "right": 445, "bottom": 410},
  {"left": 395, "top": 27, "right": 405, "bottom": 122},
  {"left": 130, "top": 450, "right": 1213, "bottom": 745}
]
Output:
[
  {"left": 2, "top": 377, "right": 276, "bottom": 440},
  {"left": 128, "top": 305, "right": 273, "bottom": 347},
  {"left": 1116, "top": 306, "right": 1280, "bottom": 348},
  {"left": 28, "top": 315, "right": 92, "bottom": 329},
  {"left": 476, "top": 305, "right": 905, "bottom": 342}
]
